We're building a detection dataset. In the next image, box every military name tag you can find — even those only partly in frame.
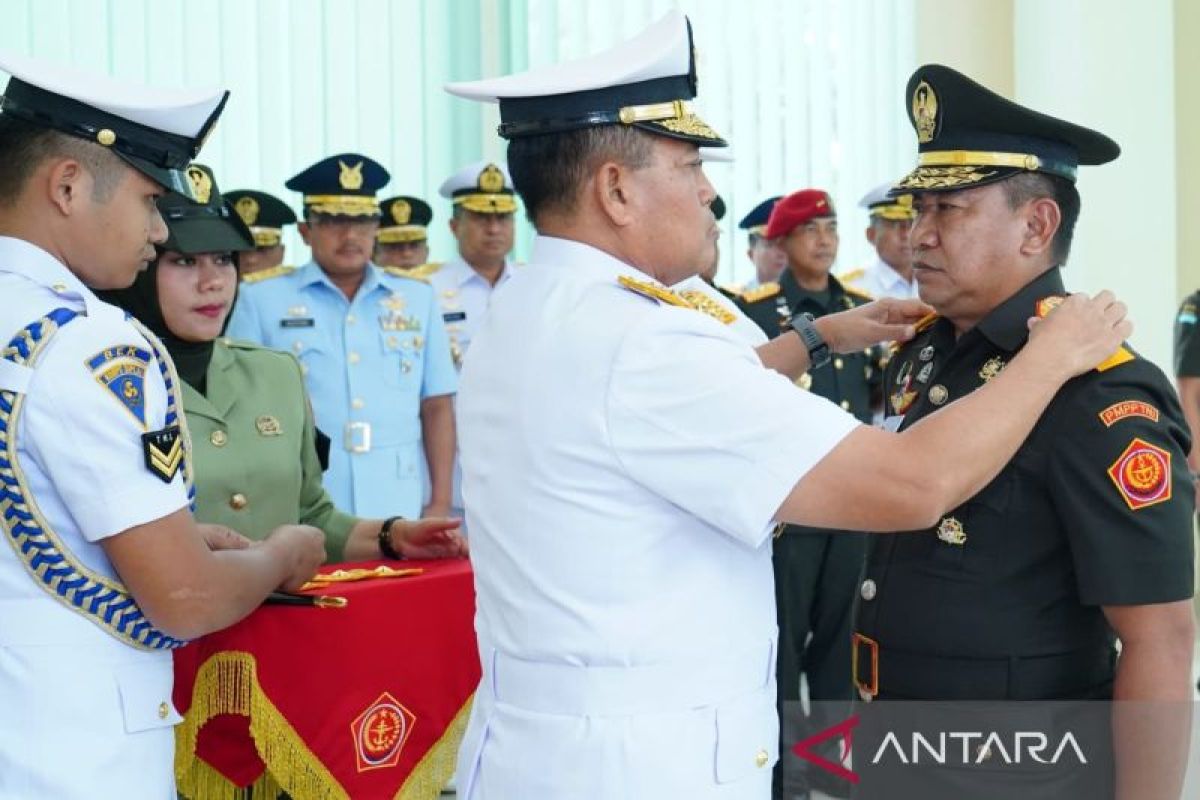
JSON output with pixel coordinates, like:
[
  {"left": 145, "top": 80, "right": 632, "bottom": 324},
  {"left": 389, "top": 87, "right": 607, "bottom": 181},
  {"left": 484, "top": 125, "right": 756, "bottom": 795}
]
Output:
[
  {"left": 442, "top": 311, "right": 467, "bottom": 323},
  {"left": 142, "top": 425, "right": 183, "bottom": 483},
  {"left": 280, "top": 318, "right": 315, "bottom": 328}
]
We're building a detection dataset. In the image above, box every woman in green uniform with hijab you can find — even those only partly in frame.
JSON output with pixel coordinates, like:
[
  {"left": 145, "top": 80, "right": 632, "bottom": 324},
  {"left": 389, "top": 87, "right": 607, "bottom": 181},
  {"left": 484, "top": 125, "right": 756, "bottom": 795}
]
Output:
[{"left": 101, "top": 165, "right": 466, "bottom": 563}]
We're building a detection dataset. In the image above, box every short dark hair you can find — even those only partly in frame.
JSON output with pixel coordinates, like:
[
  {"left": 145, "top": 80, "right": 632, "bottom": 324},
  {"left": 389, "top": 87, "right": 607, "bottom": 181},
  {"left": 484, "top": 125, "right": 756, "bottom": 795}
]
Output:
[
  {"left": 0, "top": 115, "right": 126, "bottom": 206},
  {"left": 506, "top": 125, "right": 655, "bottom": 226},
  {"left": 999, "top": 172, "right": 1081, "bottom": 264}
]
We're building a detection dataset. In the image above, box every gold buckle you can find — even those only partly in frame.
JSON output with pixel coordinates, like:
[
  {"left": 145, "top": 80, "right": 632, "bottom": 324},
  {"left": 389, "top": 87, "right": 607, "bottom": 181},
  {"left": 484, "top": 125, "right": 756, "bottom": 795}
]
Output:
[
  {"left": 618, "top": 99, "right": 686, "bottom": 125},
  {"left": 344, "top": 421, "right": 372, "bottom": 453},
  {"left": 852, "top": 633, "right": 879, "bottom": 699}
]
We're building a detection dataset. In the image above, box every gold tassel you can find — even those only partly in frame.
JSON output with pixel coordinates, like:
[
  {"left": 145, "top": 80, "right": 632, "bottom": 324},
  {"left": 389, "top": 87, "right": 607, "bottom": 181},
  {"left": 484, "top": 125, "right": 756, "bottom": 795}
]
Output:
[
  {"left": 175, "top": 651, "right": 348, "bottom": 800},
  {"left": 395, "top": 695, "right": 474, "bottom": 799}
]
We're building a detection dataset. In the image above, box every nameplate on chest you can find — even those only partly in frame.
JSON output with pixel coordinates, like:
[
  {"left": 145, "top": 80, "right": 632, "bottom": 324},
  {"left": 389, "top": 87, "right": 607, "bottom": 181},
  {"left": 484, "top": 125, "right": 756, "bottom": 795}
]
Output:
[
  {"left": 280, "top": 318, "right": 315, "bottom": 328},
  {"left": 442, "top": 311, "right": 467, "bottom": 324}
]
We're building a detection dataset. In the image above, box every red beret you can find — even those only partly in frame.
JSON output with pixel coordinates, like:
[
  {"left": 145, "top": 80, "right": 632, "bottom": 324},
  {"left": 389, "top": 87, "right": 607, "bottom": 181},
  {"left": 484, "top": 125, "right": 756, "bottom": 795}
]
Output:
[{"left": 765, "top": 189, "right": 836, "bottom": 239}]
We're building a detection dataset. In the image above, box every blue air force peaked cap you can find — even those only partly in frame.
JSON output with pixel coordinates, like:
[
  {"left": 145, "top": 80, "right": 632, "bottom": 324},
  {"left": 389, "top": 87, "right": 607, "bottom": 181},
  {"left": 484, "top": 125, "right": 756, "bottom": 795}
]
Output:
[{"left": 285, "top": 153, "right": 390, "bottom": 218}]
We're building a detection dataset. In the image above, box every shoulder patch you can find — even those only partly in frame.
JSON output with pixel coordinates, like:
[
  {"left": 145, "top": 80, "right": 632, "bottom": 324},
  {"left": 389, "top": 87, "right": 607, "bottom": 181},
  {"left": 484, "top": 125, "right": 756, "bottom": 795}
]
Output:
[
  {"left": 1107, "top": 437, "right": 1172, "bottom": 510},
  {"left": 617, "top": 275, "right": 692, "bottom": 309},
  {"left": 677, "top": 289, "right": 736, "bottom": 325},
  {"left": 241, "top": 264, "right": 296, "bottom": 284},
  {"left": 740, "top": 282, "right": 781, "bottom": 303},
  {"left": 1098, "top": 400, "right": 1160, "bottom": 427},
  {"left": 85, "top": 345, "right": 151, "bottom": 428}
]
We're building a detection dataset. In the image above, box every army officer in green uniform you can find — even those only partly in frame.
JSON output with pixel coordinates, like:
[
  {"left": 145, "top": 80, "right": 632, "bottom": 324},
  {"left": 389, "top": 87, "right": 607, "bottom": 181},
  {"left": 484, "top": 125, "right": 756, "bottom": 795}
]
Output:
[
  {"left": 100, "top": 165, "right": 468, "bottom": 563},
  {"left": 737, "top": 188, "right": 883, "bottom": 800}
]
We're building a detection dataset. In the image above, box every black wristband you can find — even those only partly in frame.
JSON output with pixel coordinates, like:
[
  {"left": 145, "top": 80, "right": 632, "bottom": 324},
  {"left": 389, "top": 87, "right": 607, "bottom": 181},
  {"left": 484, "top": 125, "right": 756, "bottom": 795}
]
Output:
[
  {"left": 378, "top": 516, "right": 404, "bottom": 560},
  {"left": 790, "top": 311, "right": 831, "bottom": 369}
]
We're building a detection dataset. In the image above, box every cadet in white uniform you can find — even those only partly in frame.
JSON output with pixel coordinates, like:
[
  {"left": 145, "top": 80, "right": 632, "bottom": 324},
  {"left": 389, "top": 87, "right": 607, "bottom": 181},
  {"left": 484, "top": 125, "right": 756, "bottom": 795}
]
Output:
[
  {"left": 0, "top": 52, "right": 324, "bottom": 799},
  {"left": 445, "top": 11, "right": 1135, "bottom": 799}
]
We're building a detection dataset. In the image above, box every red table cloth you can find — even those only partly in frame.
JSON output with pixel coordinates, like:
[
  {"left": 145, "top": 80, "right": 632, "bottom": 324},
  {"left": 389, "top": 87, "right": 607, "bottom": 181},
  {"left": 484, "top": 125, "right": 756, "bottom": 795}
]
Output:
[{"left": 173, "top": 559, "right": 479, "bottom": 800}]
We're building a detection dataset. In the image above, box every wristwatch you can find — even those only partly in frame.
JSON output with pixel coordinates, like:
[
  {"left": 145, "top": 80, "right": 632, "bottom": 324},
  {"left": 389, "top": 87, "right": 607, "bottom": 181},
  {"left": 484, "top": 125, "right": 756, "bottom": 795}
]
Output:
[
  {"left": 790, "top": 311, "right": 831, "bottom": 369},
  {"left": 378, "top": 516, "right": 405, "bottom": 560}
]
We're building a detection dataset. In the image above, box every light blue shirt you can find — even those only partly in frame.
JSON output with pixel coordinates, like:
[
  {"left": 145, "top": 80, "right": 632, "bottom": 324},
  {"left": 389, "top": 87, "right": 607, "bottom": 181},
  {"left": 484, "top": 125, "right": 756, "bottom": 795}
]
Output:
[{"left": 227, "top": 260, "right": 457, "bottom": 517}]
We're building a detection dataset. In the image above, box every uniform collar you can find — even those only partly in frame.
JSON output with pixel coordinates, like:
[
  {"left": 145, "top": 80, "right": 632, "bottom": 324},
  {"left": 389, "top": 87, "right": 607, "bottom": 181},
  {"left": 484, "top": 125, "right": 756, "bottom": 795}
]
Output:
[
  {"left": 530, "top": 235, "right": 651, "bottom": 284},
  {"left": 443, "top": 254, "right": 513, "bottom": 288},
  {"left": 297, "top": 259, "right": 387, "bottom": 296},
  {"left": 780, "top": 266, "right": 845, "bottom": 311},
  {"left": 975, "top": 266, "right": 1065, "bottom": 352},
  {"left": 0, "top": 235, "right": 109, "bottom": 316}
]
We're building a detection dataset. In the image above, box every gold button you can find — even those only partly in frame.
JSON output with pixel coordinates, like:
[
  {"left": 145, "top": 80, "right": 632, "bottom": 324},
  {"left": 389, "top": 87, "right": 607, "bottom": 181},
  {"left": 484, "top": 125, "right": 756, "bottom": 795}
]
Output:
[
  {"left": 157, "top": 702, "right": 169, "bottom": 720},
  {"left": 351, "top": 398, "right": 365, "bottom": 410},
  {"left": 229, "top": 493, "right": 248, "bottom": 510},
  {"left": 52, "top": 283, "right": 68, "bottom": 294},
  {"left": 840, "top": 400, "right": 850, "bottom": 410},
  {"left": 929, "top": 384, "right": 949, "bottom": 406},
  {"left": 834, "top": 357, "right": 844, "bottom": 370},
  {"left": 755, "top": 748, "right": 769, "bottom": 768},
  {"left": 348, "top": 352, "right": 361, "bottom": 364},
  {"left": 209, "top": 430, "right": 227, "bottom": 447},
  {"left": 346, "top": 314, "right": 357, "bottom": 324},
  {"left": 97, "top": 128, "right": 117, "bottom": 146}
]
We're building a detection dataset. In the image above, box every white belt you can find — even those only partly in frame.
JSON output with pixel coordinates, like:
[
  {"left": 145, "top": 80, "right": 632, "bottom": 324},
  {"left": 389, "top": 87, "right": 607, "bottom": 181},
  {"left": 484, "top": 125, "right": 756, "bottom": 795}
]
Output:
[{"left": 481, "top": 636, "right": 775, "bottom": 716}]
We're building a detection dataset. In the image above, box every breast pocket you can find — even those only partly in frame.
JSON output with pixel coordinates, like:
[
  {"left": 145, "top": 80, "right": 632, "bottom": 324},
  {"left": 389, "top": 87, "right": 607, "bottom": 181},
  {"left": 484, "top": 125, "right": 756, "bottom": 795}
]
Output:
[
  {"left": 378, "top": 329, "right": 424, "bottom": 388},
  {"left": 288, "top": 333, "right": 333, "bottom": 380}
]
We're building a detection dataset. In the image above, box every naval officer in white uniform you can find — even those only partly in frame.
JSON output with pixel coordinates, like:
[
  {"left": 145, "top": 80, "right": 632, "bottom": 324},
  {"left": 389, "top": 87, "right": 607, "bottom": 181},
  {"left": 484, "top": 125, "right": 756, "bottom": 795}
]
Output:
[
  {"left": 444, "top": 11, "right": 1134, "bottom": 799},
  {"left": 0, "top": 52, "right": 324, "bottom": 798}
]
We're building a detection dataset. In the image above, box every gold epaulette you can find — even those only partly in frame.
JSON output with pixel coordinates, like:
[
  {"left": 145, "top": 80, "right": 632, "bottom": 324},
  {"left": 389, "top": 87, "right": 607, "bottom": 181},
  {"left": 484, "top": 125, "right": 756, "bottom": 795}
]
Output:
[
  {"left": 618, "top": 275, "right": 693, "bottom": 309},
  {"left": 842, "top": 284, "right": 875, "bottom": 302},
  {"left": 740, "top": 282, "right": 781, "bottom": 303},
  {"left": 1096, "top": 345, "right": 1135, "bottom": 373},
  {"left": 382, "top": 263, "right": 441, "bottom": 283},
  {"left": 677, "top": 289, "right": 736, "bottom": 325},
  {"left": 914, "top": 312, "right": 940, "bottom": 333},
  {"left": 240, "top": 264, "right": 295, "bottom": 284},
  {"left": 837, "top": 267, "right": 866, "bottom": 284}
]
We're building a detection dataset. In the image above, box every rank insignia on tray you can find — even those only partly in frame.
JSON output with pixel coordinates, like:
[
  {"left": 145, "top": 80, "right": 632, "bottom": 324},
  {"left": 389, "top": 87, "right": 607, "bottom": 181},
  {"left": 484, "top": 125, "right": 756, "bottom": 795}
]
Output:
[
  {"left": 86, "top": 345, "right": 152, "bottom": 428},
  {"left": 142, "top": 425, "right": 183, "bottom": 483}
]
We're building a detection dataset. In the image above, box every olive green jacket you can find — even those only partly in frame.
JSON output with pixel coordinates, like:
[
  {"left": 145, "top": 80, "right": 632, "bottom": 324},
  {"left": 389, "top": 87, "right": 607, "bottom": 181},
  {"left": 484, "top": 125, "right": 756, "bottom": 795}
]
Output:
[{"left": 184, "top": 338, "right": 357, "bottom": 561}]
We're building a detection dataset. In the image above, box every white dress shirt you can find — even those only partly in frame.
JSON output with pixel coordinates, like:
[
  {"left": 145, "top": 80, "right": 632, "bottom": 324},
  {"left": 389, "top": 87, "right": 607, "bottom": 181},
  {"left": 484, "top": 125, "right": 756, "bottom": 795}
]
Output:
[{"left": 454, "top": 235, "right": 860, "bottom": 799}]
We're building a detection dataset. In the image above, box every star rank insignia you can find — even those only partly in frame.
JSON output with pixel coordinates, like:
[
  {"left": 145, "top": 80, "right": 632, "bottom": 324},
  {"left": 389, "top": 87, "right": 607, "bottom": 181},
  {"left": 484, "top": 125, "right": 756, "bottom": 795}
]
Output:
[{"left": 142, "top": 425, "right": 183, "bottom": 483}]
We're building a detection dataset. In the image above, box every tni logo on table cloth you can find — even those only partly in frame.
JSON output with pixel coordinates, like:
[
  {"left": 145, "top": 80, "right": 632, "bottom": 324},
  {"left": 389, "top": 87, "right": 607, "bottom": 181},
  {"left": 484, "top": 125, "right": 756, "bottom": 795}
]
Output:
[{"left": 352, "top": 692, "right": 417, "bottom": 771}]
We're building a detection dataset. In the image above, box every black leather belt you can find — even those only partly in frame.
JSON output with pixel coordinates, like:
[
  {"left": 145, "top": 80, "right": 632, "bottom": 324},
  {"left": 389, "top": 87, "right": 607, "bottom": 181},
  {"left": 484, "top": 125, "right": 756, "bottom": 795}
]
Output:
[{"left": 853, "top": 633, "right": 1116, "bottom": 701}]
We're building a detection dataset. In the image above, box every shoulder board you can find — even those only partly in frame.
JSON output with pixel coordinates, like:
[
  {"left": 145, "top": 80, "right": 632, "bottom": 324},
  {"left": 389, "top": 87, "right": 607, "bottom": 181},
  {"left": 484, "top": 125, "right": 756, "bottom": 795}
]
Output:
[
  {"left": 843, "top": 284, "right": 875, "bottom": 302},
  {"left": 914, "top": 312, "right": 940, "bottom": 333},
  {"left": 837, "top": 267, "right": 866, "bottom": 284},
  {"left": 718, "top": 282, "right": 744, "bottom": 296},
  {"left": 382, "top": 265, "right": 434, "bottom": 283},
  {"left": 677, "top": 289, "right": 736, "bottom": 325},
  {"left": 219, "top": 337, "right": 270, "bottom": 352},
  {"left": 1095, "top": 345, "right": 1135, "bottom": 373},
  {"left": 617, "top": 275, "right": 692, "bottom": 309},
  {"left": 740, "top": 282, "right": 781, "bottom": 303},
  {"left": 240, "top": 264, "right": 295, "bottom": 284}
]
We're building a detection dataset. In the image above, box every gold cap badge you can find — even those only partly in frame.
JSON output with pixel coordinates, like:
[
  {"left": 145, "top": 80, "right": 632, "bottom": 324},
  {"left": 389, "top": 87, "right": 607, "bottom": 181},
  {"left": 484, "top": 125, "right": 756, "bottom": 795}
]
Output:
[
  {"left": 912, "top": 80, "right": 939, "bottom": 144},
  {"left": 235, "top": 196, "right": 260, "bottom": 226},
  {"left": 477, "top": 164, "right": 505, "bottom": 193},
  {"left": 391, "top": 199, "right": 412, "bottom": 225},
  {"left": 339, "top": 159, "right": 365, "bottom": 191},
  {"left": 186, "top": 166, "right": 213, "bottom": 204}
]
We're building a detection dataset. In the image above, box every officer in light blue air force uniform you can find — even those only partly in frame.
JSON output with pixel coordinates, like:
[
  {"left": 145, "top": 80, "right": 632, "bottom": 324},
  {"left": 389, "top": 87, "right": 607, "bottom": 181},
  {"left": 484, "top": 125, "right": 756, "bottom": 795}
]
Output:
[{"left": 226, "top": 155, "right": 458, "bottom": 520}]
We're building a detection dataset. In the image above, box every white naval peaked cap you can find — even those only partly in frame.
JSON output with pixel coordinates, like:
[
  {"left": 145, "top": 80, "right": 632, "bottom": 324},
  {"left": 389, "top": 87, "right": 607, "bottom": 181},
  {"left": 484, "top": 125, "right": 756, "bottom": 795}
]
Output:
[
  {"left": 438, "top": 159, "right": 517, "bottom": 214},
  {"left": 445, "top": 10, "right": 726, "bottom": 147},
  {"left": 858, "top": 181, "right": 915, "bottom": 220},
  {"left": 0, "top": 49, "right": 228, "bottom": 200}
]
